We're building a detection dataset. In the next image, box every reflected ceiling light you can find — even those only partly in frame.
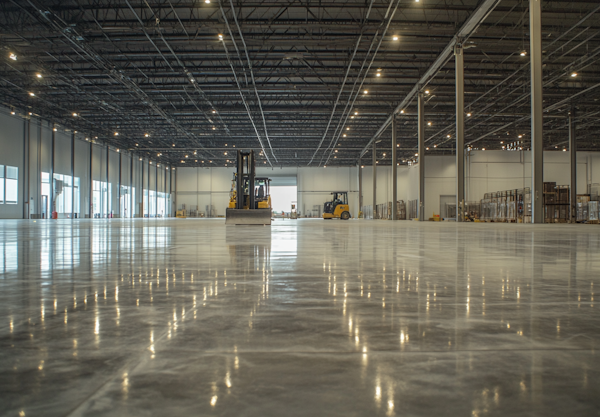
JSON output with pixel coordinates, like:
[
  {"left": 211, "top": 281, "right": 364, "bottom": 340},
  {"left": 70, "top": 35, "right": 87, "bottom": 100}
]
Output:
[
  {"left": 11, "top": 111, "right": 15, "bottom": 115},
  {"left": 467, "top": 113, "right": 472, "bottom": 117},
  {"left": 212, "top": 126, "right": 216, "bottom": 130},
  {"left": 205, "top": 0, "right": 211, "bottom": 3},
  {"left": 426, "top": 147, "right": 429, "bottom": 150},
  {"left": 29, "top": 92, "right": 35, "bottom": 97},
  {"left": 447, "top": 134, "right": 451, "bottom": 138},
  {"left": 212, "top": 110, "right": 216, "bottom": 113},
  {"left": 194, "top": 151, "right": 197, "bottom": 155},
  {"left": 393, "top": 36, "right": 399, "bottom": 41},
  {"left": 72, "top": 113, "right": 78, "bottom": 117},
  {"left": 185, "top": 155, "right": 188, "bottom": 158},
  {"left": 172, "top": 144, "right": 175, "bottom": 147},
  {"left": 114, "top": 132, "right": 119, "bottom": 136},
  {"left": 351, "top": 116, "right": 354, "bottom": 119},
  {"left": 427, "top": 122, "right": 432, "bottom": 126},
  {"left": 354, "top": 112, "right": 358, "bottom": 115},
  {"left": 520, "top": 51, "right": 527, "bottom": 56},
  {"left": 9, "top": 53, "right": 17, "bottom": 60},
  {"left": 376, "top": 73, "right": 381, "bottom": 77},
  {"left": 218, "top": 34, "right": 223, "bottom": 40},
  {"left": 145, "top": 133, "right": 149, "bottom": 137},
  {"left": 343, "top": 134, "right": 347, "bottom": 137},
  {"left": 36, "top": 73, "right": 42, "bottom": 78},
  {"left": 346, "top": 127, "right": 350, "bottom": 130},
  {"left": 571, "top": 72, "right": 578, "bottom": 77},
  {"left": 482, "top": 148, "right": 486, "bottom": 151},
  {"left": 363, "top": 90, "right": 368, "bottom": 94},
  {"left": 53, "top": 128, "right": 57, "bottom": 131},
  {"left": 224, "top": 152, "right": 227, "bottom": 155},
  {"left": 425, "top": 90, "right": 430, "bottom": 94},
  {"left": 400, "top": 110, "right": 404, "bottom": 114}
]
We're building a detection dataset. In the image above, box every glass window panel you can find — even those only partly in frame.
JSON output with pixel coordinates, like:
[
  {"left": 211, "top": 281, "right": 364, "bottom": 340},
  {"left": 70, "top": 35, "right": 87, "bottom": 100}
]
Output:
[
  {"left": 5, "top": 179, "right": 18, "bottom": 204},
  {"left": 6, "top": 166, "right": 18, "bottom": 180}
]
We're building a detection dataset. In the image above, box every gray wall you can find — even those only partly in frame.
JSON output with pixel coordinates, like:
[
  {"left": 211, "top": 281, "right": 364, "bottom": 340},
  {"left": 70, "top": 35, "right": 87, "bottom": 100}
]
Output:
[{"left": 0, "top": 106, "right": 174, "bottom": 219}]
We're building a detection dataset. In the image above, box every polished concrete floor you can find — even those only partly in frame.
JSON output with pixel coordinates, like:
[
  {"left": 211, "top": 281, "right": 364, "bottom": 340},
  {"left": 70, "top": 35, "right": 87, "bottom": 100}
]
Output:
[{"left": 0, "top": 218, "right": 599, "bottom": 416}]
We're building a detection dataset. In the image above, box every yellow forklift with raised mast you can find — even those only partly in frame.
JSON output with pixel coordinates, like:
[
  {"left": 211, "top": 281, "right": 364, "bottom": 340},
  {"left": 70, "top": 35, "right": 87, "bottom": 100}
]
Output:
[
  {"left": 226, "top": 150, "right": 272, "bottom": 225},
  {"left": 322, "top": 191, "right": 351, "bottom": 220}
]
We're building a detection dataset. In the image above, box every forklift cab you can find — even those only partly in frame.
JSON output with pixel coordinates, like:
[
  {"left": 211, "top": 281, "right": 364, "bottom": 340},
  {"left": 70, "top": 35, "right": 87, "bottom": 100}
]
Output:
[
  {"left": 323, "top": 191, "right": 351, "bottom": 220},
  {"left": 254, "top": 178, "right": 271, "bottom": 209}
]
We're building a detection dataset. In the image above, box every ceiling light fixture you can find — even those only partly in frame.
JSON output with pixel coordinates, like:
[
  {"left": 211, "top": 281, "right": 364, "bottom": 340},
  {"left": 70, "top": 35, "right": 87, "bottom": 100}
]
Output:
[
  {"left": 520, "top": 51, "right": 527, "bottom": 57},
  {"left": 9, "top": 53, "right": 17, "bottom": 61},
  {"left": 72, "top": 113, "right": 78, "bottom": 117},
  {"left": 363, "top": 90, "right": 368, "bottom": 95},
  {"left": 218, "top": 34, "right": 223, "bottom": 40},
  {"left": 393, "top": 36, "right": 399, "bottom": 41},
  {"left": 114, "top": 132, "right": 119, "bottom": 136},
  {"left": 36, "top": 73, "right": 42, "bottom": 78},
  {"left": 145, "top": 133, "right": 149, "bottom": 137},
  {"left": 29, "top": 92, "right": 35, "bottom": 97},
  {"left": 571, "top": 72, "right": 578, "bottom": 78}
]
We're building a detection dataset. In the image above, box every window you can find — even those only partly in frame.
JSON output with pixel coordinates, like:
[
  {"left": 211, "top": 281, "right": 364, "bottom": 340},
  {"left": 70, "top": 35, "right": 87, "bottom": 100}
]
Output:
[
  {"left": 5, "top": 166, "right": 18, "bottom": 204},
  {"left": 0, "top": 165, "right": 4, "bottom": 204}
]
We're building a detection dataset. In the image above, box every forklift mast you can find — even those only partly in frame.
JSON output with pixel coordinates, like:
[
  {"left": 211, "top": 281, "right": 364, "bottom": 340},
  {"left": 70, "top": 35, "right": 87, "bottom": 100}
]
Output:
[{"left": 235, "top": 150, "right": 255, "bottom": 210}]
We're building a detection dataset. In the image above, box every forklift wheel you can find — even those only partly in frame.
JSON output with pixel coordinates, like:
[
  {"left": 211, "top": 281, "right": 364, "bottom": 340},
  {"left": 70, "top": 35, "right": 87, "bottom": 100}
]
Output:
[{"left": 341, "top": 211, "right": 350, "bottom": 220}]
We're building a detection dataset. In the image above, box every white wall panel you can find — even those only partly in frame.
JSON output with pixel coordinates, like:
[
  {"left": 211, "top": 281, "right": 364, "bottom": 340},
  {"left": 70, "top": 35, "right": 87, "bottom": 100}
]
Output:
[
  {"left": 74, "top": 138, "right": 90, "bottom": 217},
  {"left": 0, "top": 111, "right": 25, "bottom": 218},
  {"left": 54, "top": 131, "right": 72, "bottom": 175}
]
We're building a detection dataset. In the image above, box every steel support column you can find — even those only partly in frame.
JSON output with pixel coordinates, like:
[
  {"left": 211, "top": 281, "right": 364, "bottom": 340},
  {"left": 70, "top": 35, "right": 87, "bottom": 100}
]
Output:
[
  {"left": 130, "top": 155, "right": 133, "bottom": 219},
  {"left": 530, "top": 0, "right": 544, "bottom": 223},
  {"left": 372, "top": 141, "right": 377, "bottom": 219},
  {"left": 118, "top": 152, "right": 122, "bottom": 218},
  {"left": 50, "top": 123, "right": 55, "bottom": 219},
  {"left": 141, "top": 159, "right": 144, "bottom": 218},
  {"left": 106, "top": 146, "right": 109, "bottom": 218},
  {"left": 358, "top": 161, "right": 362, "bottom": 217},
  {"left": 455, "top": 44, "right": 465, "bottom": 222},
  {"left": 71, "top": 132, "right": 75, "bottom": 219},
  {"left": 569, "top": 108, "right": 577, "bottom": 223},
  {"left": 89, "top": 142, "right": 93, "bottom": 218},
  {"left": 391, "top": 117, "right": 397, "bottom": 220},
  {"left": 418, "top": 93, "right": 425, "bottom": 221}
]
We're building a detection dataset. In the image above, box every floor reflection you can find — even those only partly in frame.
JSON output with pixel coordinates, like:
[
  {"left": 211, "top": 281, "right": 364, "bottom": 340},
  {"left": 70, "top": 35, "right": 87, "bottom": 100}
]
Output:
[{"left": 0, "top": 219, "right": 598, "bottom": 416}]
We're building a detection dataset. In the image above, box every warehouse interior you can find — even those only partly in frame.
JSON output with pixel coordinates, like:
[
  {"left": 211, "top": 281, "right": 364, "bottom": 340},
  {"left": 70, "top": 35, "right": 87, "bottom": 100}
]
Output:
[{"left": 1, "top": 0, "right": 599, "bottom": 415}]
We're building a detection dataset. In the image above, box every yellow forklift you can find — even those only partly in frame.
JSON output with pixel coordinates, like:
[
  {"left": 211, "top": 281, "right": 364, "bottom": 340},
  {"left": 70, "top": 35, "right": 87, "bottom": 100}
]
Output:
[
  {"left": 323, "top": 191, "right": 351, "bottom": 220},
  {"left": 226, "top": 150, "right": 272, "bottom": 225}
]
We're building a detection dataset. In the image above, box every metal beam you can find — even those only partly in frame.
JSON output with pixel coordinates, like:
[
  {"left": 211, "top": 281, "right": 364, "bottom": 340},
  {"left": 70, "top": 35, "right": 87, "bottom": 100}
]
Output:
[
  {"left": 358, "top": 161, "right": 363, "bottom": 217},
  {"left": 570, "top": 108, "right": 577, "bottom": 223},
  {"left": 530, "top": 0, "right": 544, "bottom": 224},
  {"left": 359, "top": 0, "right": 502, "bottom": 158},
  {"left": 455, "top": 44, "right": 465, "bottom": 222},
  {"left": 391, "top": 117, "right": 397, "bottom": 220},
  {"left": 373, "top": 141, "right": 377, "bottom": 219},
  {"left": 418, "top": 93, "right": 425, "bottom": 221}
]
